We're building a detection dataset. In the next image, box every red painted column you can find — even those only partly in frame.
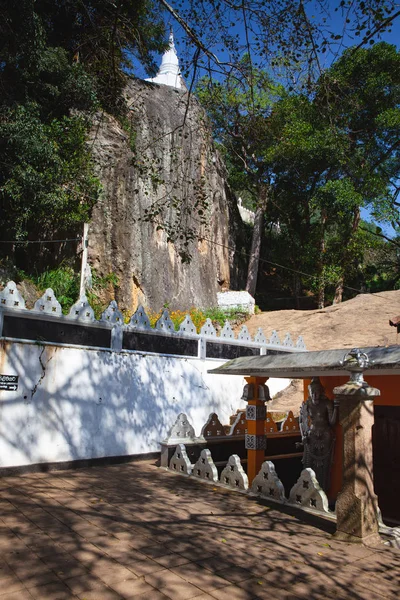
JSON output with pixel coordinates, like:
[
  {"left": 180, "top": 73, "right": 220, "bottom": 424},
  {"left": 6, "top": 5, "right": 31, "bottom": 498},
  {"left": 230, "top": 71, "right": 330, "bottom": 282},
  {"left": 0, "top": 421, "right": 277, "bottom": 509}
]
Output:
[{"left": 243, "top": 376, "right": 269, "bottom": 484}]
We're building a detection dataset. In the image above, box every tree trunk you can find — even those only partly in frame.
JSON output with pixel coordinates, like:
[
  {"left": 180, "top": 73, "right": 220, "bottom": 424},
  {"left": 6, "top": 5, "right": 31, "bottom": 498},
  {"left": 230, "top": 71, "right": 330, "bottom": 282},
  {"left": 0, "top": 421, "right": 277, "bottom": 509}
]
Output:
[
  {"left": 317, "top": 281, "right": 325, "bottom": 309},
  {"left": 317, "top": 210, "right": 327, "bottom": 309},
  {"left": 334, "top": 207, "right": 361, "bottom": 304},
  {"left": 245, "top": 186, "right": 268, "bottom": 297},
  {"left": 333, "top": 277, "right": 344, "bottom": 304},
  {"left": 293, "top": 274, "right": 301, "bottom": 309}
]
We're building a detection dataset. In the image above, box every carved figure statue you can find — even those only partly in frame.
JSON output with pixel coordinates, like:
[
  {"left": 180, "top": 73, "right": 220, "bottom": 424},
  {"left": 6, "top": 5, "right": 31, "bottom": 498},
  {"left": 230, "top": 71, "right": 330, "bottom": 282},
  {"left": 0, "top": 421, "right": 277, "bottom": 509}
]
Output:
[{"left": 299, "top": 377, "right": 338, "bottom": 492}]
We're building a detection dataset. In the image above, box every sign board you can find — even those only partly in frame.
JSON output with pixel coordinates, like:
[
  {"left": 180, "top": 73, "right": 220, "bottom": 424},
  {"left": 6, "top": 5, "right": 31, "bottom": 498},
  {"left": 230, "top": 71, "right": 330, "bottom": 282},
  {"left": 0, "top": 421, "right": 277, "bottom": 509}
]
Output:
[{"left": 0, "top": 375, "right": 18, "bottom": 391}]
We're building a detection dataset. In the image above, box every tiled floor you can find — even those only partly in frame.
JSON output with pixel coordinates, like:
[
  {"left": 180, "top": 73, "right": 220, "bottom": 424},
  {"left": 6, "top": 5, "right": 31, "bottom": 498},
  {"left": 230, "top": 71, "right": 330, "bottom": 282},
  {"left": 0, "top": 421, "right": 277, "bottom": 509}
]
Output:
[{"left": 0, "top": 460, "right": 399, "bottom": 599}]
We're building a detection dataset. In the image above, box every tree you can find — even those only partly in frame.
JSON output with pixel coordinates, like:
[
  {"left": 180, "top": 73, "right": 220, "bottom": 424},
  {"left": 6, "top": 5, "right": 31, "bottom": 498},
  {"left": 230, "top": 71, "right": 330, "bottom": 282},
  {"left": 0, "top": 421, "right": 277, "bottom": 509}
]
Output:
[
  {"left": 1, "top": 0, "right": 167, "bottom": 113},
  {"left": 0, "top": 0, "right": 166, "bottom": 260},
  {"left": 157, "top": 1, "right": 400, "bottom": 279},
  {"left": 197, "top": 58, "right": 284, "bottom": 295},
  {"left": 199, "top": 43, "right": 400, "bottom": 306},
  {"left": 159, "top": 0, "right": 399, "bottom": 88},
  {"left": 1, "top": 0, "right": 399, "bottom": 274},
  {"left": 268, "top": 42, "right": 400, "bottom": 305}
]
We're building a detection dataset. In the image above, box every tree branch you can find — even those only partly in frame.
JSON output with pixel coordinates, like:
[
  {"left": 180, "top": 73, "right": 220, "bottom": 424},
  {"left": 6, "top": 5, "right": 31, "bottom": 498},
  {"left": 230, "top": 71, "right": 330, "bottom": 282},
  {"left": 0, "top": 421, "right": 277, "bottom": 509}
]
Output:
[{"left": 359, "top": 225, "right": 400, "bottom": 246}]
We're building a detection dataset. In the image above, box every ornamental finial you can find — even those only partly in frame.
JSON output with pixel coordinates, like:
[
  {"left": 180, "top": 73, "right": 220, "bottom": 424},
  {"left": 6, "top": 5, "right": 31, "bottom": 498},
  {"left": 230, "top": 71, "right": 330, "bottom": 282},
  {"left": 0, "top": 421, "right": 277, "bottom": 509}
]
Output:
[{"left": 340, "top": 348, "right": 370, "bottom": 385}]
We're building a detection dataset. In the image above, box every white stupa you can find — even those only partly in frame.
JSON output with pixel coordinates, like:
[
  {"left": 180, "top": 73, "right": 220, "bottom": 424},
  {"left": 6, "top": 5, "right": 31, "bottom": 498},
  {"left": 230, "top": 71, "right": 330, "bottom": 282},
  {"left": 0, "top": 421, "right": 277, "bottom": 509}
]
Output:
[{"left": 146, "top": 31, "right": 184, "bottom": 90}]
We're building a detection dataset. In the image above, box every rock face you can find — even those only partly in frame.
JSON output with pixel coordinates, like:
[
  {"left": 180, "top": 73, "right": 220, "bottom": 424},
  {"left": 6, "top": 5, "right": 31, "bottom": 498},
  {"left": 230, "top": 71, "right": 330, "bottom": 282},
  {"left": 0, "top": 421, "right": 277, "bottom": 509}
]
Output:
[{"left": 89, "top": 78, "right": 235, "bottom": 312}]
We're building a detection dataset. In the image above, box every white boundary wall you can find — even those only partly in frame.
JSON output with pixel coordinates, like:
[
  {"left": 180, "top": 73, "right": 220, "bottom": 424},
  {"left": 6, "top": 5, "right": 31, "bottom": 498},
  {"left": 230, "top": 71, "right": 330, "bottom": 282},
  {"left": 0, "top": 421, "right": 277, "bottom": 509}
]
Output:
[{"left": 0, "top": 340, "right": 290, "bottom": 468}]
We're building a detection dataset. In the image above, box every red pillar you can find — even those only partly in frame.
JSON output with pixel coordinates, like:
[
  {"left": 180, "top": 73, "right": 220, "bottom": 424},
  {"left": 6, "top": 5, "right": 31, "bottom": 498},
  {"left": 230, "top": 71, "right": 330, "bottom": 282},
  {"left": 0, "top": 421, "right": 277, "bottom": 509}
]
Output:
[{"left": 243, "top": 376, "right": 268, "bottom": 484}]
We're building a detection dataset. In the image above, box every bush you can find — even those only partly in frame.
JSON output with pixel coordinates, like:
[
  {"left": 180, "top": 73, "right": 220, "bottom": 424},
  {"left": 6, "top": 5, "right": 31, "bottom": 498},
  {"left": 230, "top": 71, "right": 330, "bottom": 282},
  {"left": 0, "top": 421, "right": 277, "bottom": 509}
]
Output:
[{"left": 20, "top": 265, "right": 80, "bottom": 313}]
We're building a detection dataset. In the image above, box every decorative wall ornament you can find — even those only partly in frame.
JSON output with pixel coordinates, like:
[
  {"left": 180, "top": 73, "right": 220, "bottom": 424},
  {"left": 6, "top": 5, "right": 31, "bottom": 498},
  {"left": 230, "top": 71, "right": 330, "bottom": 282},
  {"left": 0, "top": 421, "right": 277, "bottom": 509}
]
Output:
[
  {"left": 129, "top": 305, "right": 151, "bottom": 329},
  {"left": 238, "top": 325, "right": 251, "bottom": 342},
  {"left": 220, "top": 321, "right": 235, "bottom": 340},
  {"left": 246, "top": 405, "right": 266, "bottom": 421},
  {"left": 340, "top": 347, "right": 370, "bottom": 386},
  {"left": 0, "top": 281, "right": 26, "bottom": 310},
  {"left": 200, "top": 318, "right": 217, "bottom": 338},
  {"left": 33, "top": 288, "right": 62, "bottom": 316},
  {"left": 155, "top": 309, "right": 175, "bottom": 333},
  {"left": 169, "top": 444, "right": 193, "bottom": 475},
  {"left": 254, "top": 328, "right": 267, "bottom": 344},
  {"left": 251, "top": 461, "right": 286, "bottom": 503},
  {"left": 296, "top": 335, "right": 306, "bottom": 350},
  {"left": 0, "top": 282, "right": 307, "bottom": 358},
  {"left": 67, "top": 295, "right": 95, "bottom": 321},
  {"left": 178, "top": 314, "right": 197, "bottom": 336},
  {"left": 163, "top": 413, "right": 196, "bottom": 443},
  {"left": 220, "top": 455, "right": 248, "bottom": 490},
  {"left": 288, "top": 468, "right": 330, "bottom": 514},
  {"left": 192, "top": 449, "right": 218, "bottom": 482},
  {"left": 265, "top": 412, "right": 278, "bottom": 434},
  {"left": 101, "top": 300, "right": 124, "bottom": 324},
  {"left": 269, "top": 330, "right": 281, "bottom": 345},
  {"left": 281, "top": 410, "right": 300, "bottom": 433},
  {"left": 201, "top": 413, "right": 226, "bottom": 438},
  {"left": 283, "top": 332, "right": 294, "bottom": 347},
  {"left": 245, "top": 434, "right": 266, "bottom": 450},
  {"left": 229, "top": 411, "right": 247, "bottom": 436}
]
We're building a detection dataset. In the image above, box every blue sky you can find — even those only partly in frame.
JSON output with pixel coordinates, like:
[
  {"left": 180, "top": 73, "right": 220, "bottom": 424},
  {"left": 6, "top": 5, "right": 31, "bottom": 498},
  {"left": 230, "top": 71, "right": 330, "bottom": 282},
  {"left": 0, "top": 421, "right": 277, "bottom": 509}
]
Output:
[{"left": 137, "top": 1, "right": 399, "bottom": 81}]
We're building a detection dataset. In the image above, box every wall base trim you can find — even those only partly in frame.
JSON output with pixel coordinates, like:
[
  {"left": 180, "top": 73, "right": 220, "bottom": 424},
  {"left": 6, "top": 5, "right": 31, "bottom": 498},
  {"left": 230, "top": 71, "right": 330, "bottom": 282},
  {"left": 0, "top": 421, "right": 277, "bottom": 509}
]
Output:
[{"left": 0, "top": 452, "right": 160, "bottom": 477}]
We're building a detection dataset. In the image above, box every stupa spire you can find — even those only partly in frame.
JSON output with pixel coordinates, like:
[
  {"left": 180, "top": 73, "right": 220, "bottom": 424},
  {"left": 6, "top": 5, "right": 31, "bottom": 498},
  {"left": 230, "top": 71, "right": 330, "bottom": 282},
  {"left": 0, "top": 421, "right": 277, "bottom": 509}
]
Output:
[{"left": 146, "top": 29, "right": 184, "bottom": 89}]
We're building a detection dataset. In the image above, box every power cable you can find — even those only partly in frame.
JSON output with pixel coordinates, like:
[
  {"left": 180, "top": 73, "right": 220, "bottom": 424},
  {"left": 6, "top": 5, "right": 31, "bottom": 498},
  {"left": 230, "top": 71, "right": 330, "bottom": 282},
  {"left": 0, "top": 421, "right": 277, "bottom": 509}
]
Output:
[
  {"left": 0, "top": 221, "right": 394, "bottom": 303},
  {"left": 0, "top": 237, "right": 82, "bottom": 244},
  {"left": 197, "top": 234, "right": 394, "bottom": 303}
]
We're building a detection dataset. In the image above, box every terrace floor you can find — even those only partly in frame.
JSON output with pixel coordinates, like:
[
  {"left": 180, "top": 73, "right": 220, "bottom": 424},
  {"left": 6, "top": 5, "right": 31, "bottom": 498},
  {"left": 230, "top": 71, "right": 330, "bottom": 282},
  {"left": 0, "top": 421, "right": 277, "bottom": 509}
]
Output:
[{"left": 0, "top": 459, "right": 399, "bottom": 600}]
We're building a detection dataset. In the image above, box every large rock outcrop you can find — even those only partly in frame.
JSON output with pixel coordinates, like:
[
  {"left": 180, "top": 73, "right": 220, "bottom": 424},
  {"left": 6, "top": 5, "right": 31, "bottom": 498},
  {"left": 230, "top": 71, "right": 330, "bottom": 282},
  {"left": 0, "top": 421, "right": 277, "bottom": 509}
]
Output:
[{"left": 89, "top": 78, "right": 237, "bottom": 312}]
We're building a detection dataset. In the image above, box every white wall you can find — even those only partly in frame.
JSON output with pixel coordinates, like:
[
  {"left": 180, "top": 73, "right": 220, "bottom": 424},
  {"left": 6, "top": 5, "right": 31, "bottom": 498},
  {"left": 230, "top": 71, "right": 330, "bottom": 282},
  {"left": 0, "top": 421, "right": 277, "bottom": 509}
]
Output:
[{"left": 0, "top": 341, "right": 290, "bottom": 468}]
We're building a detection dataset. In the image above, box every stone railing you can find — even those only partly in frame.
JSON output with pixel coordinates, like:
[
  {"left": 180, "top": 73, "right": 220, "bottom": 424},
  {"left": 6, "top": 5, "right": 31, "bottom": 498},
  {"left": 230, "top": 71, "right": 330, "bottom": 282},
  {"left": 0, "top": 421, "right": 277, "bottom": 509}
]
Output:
[
  {"left": 166, "top": 440, "right": 400, "bottom": 546},
  {"left": 0, "top": 281, "right": 306, "bottom": 359},
  {"left": 167, "top": 442, "right": 331, "bottom": 515},
  {"left": 160, "top": 410, "right": 302, "bottom": 469}
]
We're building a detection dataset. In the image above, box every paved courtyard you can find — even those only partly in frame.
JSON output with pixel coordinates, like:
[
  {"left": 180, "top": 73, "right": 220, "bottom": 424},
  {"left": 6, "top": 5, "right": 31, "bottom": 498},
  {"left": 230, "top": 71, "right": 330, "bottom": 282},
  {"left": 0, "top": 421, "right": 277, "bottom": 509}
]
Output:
[{"left": 0, "top": 460, "right": 399, "bottom": 600}]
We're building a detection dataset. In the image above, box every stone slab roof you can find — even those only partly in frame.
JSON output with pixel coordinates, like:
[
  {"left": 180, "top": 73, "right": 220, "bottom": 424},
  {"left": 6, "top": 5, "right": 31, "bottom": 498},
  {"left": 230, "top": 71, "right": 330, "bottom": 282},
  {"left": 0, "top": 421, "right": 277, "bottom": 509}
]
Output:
[{"left": 208, "top": 345, "right": 400, "bottom": 378}]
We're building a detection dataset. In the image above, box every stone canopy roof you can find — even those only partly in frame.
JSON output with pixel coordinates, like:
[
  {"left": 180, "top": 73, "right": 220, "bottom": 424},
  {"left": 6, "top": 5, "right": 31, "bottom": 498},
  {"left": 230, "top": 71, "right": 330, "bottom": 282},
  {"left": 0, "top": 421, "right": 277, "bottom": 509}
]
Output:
[{"left": 208, "top": 345, "right": 400, "bottom": 378}]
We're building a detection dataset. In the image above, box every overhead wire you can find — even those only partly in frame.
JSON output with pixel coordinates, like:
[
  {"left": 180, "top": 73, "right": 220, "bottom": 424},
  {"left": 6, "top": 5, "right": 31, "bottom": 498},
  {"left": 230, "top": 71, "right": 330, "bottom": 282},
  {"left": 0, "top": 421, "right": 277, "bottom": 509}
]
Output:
[
  {"left": 196, "top": 232, "right": 395, "bottom": 303},
  {"left": 0, "top": 237, "right": 82, "bottom": 244},
  {"left": 0, "top": 222, "right": 395, "bottom": 303}
]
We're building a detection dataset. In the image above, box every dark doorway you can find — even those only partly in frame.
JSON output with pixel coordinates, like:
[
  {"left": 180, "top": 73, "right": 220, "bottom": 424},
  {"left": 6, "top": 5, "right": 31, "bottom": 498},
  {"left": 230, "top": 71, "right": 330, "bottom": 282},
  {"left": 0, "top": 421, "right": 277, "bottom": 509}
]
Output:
[{"left": 373, "top": 405, "right": 400, "bottom": 524}]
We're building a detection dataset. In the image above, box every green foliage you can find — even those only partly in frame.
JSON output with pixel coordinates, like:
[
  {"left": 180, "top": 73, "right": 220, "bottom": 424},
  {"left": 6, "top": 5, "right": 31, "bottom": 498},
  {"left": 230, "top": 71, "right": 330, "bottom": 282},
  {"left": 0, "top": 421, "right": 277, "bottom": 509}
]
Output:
[
  {"left": 147, "top": 306, "right": 250, "bottom": 332},
  {"left": 266, "top": 43, "right": 400, "bottom": 302},
  {"left": 200, "top": 42, "right": 400, "bottom": 304},
  {"left": 0, "top": 0, "right": 166, "bottom": 263},
  {"left": 86, "top": 271, "right": 120, "bottom": 320},
  {"left": 202, "top": 306, "right": 250, "bottom": 328},
  {"left": 119, "top": 115, "right": 138, "bottom": 154},
  {"left": 347, "top": 226, "right": 400, "bottom": 295},
  {"left": 0, "top": 1, "right": 167, "bottom": 114},
  {"left": 197, "top": 58, "right": 284, "bottom": 207},
  {"left": 20, "top": 265, "right": 80, "bottom": 314},
  {"left": 17, "top": 266, "right": 120, "bottom": 317},
  {"left": 0, "top": 104, "right": 101, "bottom": 241},
  {"left": 176, "top": 1, "right": 399, "bottom": 94}
]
